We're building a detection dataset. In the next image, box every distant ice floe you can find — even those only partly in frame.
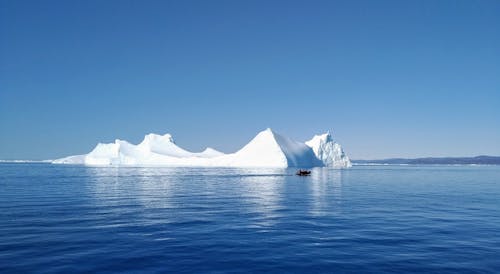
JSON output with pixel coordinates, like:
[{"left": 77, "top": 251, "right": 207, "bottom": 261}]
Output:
[
  {"left": 0, "top": 160, "right": 52, "bottom": 163},
  {"left": 53, "top": 128, "right": 352, "bottom": 168}
]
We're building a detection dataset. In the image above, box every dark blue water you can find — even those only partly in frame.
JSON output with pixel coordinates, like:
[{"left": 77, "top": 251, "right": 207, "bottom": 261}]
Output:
[{"left": 1, "top": 164, "right": 500, "bottom": 273}]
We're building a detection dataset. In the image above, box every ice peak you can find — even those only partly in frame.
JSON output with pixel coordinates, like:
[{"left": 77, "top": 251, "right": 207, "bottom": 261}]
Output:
[
  {"left": 305, "top": 131, "right": 352, "bottom": 168},
  {"left": 309, "top": 132, "right": 333, "bottom": 144},
  {"left": 263, "top": 128, "right": 275, "bottom": 135},
  {"left": 200, "top": 147, "right": 225, "bottom": 157},
  {"left": 254, "top": 128, "right": 277, "bottom": 139},
  {"left": 202, "top": 147, "right": 217, "bottom": 153},
  {"left": 142, "top": 133, "right": 175, "bottom": 144}
]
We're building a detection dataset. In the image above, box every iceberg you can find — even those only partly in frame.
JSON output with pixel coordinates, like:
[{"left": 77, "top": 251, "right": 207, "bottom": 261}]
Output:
[
  {"left": 53, "top": 128, "right": 351, "bottom": 168},
  {"left": 306, "top": 132, "right": 352, "bottom": 168}
]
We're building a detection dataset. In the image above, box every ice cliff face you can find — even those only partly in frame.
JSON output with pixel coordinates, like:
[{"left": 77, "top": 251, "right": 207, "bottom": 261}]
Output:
[
  {"left": 305, "top": 132, "right": 352, "bottom": 168},
  {"left": 53, "top": 128, "right": 351, "bottom": 168}
]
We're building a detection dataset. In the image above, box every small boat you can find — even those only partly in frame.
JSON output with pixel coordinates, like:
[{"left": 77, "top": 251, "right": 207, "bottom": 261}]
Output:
[{"left": 296, "top": 169, "right": 311, "bottom": 176}]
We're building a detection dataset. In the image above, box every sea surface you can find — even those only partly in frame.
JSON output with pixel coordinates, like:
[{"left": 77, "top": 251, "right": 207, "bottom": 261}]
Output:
[{"left": 1, "top": 164, "right": 499, "bottom": 273}]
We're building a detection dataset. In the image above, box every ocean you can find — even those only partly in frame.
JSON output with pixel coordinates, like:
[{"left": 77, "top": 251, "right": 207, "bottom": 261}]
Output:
[{"left": 1, "top": 164, "right": 499, "bottom": 273}]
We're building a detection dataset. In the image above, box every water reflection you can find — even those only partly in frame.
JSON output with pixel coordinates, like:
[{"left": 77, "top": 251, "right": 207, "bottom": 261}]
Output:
[
  {"left": 83, "top": 167, "right": 345, "bottom": 227},
  {"left": 236, "top": 168, "right": 286, "bottom": 227},
  {"left": 309, "top": 167, "right": 343, "bottom": 216},
  {"left": 85, "top": 167, "right": 191, "bottom": 209}
]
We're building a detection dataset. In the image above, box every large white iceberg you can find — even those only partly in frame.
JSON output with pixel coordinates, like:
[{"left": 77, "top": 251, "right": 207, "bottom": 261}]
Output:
[{"left": 53, "top": 128, "right": 351, "bottom": 168}]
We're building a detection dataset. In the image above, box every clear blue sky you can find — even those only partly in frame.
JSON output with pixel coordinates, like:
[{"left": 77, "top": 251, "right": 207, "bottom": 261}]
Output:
[{"left": 1, "top": 0, "right": 499, "bottom": 160}]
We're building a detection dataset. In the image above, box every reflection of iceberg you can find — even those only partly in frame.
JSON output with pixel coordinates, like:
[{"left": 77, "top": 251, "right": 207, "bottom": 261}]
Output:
[
  {"left": 309, "top": 168, "right": 343, "bottom": 216},
  {"left": 236, "top": 169, "right": 286, "bottom": 227},
  {"left": 84, "top": 167, "right": 179, "bottom": 213},
  {"left": 84, "top": 167, "right": 288, "bottom": 228},
  {"left": 82, "top": 166, "right": 348, "bottom": 234},
  {"left": 53, "top": 129, "right": 351, "bottom": 168}
]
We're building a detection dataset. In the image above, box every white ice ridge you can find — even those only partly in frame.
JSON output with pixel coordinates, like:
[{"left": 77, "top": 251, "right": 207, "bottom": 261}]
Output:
[{"left": 53, "top": 128, "right": 352, "bottom": 168}]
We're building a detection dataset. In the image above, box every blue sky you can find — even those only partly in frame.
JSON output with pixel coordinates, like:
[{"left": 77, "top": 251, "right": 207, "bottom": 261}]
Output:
[{"left": 1, "top": 0, "right": 499, "bottom": 160}]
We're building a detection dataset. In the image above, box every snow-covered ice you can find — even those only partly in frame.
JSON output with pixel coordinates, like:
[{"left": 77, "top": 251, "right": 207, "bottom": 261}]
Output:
[{"left": 53, "top": 128, "right": 351, "bottom": 168}]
